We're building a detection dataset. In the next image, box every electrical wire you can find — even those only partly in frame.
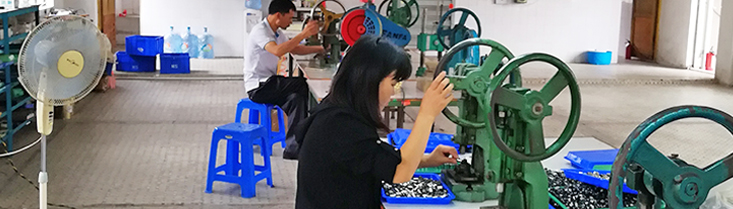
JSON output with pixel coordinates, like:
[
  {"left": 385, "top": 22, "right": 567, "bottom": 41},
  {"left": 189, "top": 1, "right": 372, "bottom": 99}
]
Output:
[
  {"left": 0, "top": 135, "right": 41, "bottom": 158},
  {"left": 1, "top": 140, "right": 36, "bottom": 186},
  {"left": 1, "top": 140, "right": 76, "bottom": 209}
]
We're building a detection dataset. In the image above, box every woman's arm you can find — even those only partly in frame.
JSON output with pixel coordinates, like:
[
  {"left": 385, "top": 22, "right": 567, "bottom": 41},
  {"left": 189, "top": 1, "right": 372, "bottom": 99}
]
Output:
[
  {"left": 393, "top": 114, "right": 436, "bottom": 183},
  {"left": 392, "top": 72, "right": 454, "bottom": 183}
]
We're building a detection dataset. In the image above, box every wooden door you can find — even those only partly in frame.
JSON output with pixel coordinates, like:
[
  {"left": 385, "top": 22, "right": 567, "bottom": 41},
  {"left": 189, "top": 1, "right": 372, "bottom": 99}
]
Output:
[
  {"left": 630, "top": 0, "right": 660, "bottom": 60},
  {"left": 98, "top": 0, "right": 115, "bottom": 49}
]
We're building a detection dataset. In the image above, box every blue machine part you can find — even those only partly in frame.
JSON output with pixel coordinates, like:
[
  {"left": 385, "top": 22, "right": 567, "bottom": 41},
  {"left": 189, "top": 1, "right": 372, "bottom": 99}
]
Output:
[
  {"left": 445, "top": 29, "right": 480, "bottom": 73},
  {"left": 363, "top": 7, "right": 411, "bottom": 47},
  {"left": 464, "top": 30, "right": 480, "bottom": 65},
  {"left": 363, "top": 9, "right": 382, "bottom": 36}
]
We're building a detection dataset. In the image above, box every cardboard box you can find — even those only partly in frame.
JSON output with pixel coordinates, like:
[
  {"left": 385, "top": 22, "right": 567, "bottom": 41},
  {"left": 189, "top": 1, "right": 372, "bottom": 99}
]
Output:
[{"left": 271, "top": 109, "right": 288, "bottom": 132}]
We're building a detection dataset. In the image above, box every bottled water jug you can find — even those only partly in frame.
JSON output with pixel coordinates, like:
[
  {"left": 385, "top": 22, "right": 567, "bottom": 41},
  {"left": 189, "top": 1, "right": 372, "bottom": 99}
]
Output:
[
  {"left": 245, "top": 0, "right": 262, "bottom": 10},
  {"left": 164, "top": 26, "right": 183, "bottom": 53},
  {"left": 182, "top": 26, "right": 199, "bottom": 58},
  {"left": 199, "top": 27, "right": 214, "bottom": 59}
]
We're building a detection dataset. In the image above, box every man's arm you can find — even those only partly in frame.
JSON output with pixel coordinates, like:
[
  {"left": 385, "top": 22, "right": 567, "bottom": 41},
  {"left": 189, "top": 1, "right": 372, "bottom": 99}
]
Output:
[
  {"left": 264, "top": 33, "right": 309, "bottom": 57},
  {"left": 291, "top": 45, "right": 325, "bottom": 55},
  {"left": 264, "top": 21, "right": 319, "bottom": 57}
]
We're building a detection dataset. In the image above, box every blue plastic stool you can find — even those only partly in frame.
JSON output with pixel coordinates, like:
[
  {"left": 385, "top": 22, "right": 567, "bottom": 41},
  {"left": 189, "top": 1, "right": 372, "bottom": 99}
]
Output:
[
  {"left": 205, "top": 123, "right": 273, "bottom": 198},
  {"left": 235, "top": 99, "right": 286, "bottom": 156}
]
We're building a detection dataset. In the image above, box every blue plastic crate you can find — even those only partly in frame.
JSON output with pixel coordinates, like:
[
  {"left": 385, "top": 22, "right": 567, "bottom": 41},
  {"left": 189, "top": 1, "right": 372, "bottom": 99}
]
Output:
[
  {"left": 160, "top": 53, "right": 190, "bottom": 74},
  {"left": 116, "top": 51, "right": 156, "bottom": 72},
  {"left": 387, "top": 128, "right": 465, "bottom": 153},
  {"left": 564, "top": 149, "right": 618, "bottom": 170},
  {"left": 125, "top": 35, "right": 164, "bottom": 56},
  {"left": 562, "top": 169, "right": 637, "bottom": 194},
  {"left": 381, "top": 173, "right": 455, "bottom": 204}
]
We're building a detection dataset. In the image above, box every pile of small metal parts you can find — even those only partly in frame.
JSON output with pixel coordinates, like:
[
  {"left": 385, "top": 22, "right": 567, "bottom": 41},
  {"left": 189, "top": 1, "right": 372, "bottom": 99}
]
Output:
[
  {"left": 546, "top": 169, "right": 637, "bottom": 209},
  {"left": 382, "top": 177, "right": 449, "bottom": 198},
  {"left": 585, "top": 170, "right": 612, "bottom": 180}
]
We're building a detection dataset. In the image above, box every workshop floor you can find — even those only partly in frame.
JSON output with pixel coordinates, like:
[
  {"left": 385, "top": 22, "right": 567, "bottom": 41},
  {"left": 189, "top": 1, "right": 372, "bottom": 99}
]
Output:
[{"left": 1, "top": 59, "right": 732, "bottom": 208}]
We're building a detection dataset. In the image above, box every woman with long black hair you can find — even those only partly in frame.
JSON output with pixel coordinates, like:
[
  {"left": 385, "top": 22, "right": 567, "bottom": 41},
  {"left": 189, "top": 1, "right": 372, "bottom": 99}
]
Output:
[{"left": 294, "top": 35, "right": 456, "bottom": 209}]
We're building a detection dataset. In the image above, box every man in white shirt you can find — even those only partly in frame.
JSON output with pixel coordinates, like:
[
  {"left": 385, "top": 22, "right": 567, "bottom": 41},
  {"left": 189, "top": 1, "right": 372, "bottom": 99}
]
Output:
[{"left": 244, "top": 0, "right": 323, "bottom": 159}]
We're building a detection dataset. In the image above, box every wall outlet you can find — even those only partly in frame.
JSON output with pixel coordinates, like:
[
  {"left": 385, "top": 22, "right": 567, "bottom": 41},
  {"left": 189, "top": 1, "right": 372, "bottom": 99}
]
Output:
[{"left": 495, "top": 0, "right": 510, "bottom": 4}]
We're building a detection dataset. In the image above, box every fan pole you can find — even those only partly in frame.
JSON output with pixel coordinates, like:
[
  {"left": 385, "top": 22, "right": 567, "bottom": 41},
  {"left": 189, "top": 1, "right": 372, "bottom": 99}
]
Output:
[
  {"left": 36, "top": 98, "right": 52, "bottom": 209},
  {"left": 39, "top": 134, "right": 47, "bottom": 209}
]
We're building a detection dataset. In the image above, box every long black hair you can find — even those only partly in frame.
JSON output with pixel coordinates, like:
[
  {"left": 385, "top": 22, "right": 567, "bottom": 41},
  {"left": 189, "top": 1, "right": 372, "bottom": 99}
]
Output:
[{"left": 322, "top": 35, "right": 412, "bottom": 131}]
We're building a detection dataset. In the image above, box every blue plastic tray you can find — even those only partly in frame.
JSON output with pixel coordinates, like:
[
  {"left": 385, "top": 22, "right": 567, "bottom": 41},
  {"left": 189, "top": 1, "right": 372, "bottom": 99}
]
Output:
[
  {"left": 565, "top": 149, "right": 618, "bottom": 170},
  {"left": 160, "top": 53, "right": 190, "bottom": 74},
  {"left": 125, "top": 35, "right": 164, "bottom": 56},
  {"left": 388, "top": 128, "right": 465, "bottom": 153},
  {"left": 381, "top": 173, "right": 455, "bottom": 204},
  {"left": 116, "top": 51, "right": 156, "bottom": 72},
  {"left": 562, "top": 169, "right": 637, "bottom": 194}
]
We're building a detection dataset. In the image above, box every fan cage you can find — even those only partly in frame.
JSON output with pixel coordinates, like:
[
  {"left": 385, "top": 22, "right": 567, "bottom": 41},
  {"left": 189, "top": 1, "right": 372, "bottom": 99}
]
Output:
[{"left": 17, "top": 15, "right": 109, "bottom": 106}]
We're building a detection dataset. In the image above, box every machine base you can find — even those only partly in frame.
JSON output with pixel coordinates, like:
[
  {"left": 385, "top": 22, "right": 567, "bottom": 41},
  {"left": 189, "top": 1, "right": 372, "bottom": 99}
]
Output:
[{"left": 441, "top": 170, "right": 499, "bottom": 202}]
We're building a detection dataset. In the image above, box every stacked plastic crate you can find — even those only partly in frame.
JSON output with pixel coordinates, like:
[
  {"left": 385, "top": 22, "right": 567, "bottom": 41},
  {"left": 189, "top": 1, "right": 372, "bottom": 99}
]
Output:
[
  {"left": 117, "top": 35, "right": 161, "bottom": 72},
  {"left": 117, "top": 35, "right": 190, "bottom": 74}
]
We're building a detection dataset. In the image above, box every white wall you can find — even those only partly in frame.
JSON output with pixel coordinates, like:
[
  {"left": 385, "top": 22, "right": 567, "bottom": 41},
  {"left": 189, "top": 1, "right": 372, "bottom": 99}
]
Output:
[
  {"left": 140, "top": 0, "right": 245, "bottom": 57},
  {"left": 115, "top": 0, "right": 139, "bottom": 15},
  {"left": 655, "top": 0, "right": 697, "bottom": 69},
  {"left": 55, "top": 0, "right": 98, "bottom": 25},
  {"left": 715, "top": 0, "right": 733, "bottom": 85},
  {"left": 454, "top": 0, "right": 623, "bottom": 64}
]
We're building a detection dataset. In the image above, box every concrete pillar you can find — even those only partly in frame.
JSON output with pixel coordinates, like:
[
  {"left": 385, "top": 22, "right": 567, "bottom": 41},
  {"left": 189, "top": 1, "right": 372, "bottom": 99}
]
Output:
[
  {"left": 715, "top": 0, "right": 733, "bottom": 85},
  {"left": 656, "top": 0, "right": 696, "bottom": 69}
]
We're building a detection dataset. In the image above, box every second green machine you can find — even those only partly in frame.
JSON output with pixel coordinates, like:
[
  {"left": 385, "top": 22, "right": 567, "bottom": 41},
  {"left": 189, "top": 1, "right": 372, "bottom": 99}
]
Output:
[{"left": 436, "top": 37, "right": 582, "bottom": 209}]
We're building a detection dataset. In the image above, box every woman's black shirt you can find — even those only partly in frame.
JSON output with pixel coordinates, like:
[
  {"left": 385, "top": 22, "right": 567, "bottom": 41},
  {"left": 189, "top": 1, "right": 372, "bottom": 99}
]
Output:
[{"left": 295, "top": 102, "right": 402, "bottom": 209}]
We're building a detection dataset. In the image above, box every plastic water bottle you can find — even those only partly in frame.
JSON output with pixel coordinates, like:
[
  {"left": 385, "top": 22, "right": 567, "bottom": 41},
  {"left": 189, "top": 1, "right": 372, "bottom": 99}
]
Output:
[
  {"left": 182, "top": 26, "right": 199, "bottom": 58},
  {"left": 245, "top": 0, "right": 262, "bottom": 10},
  {"left": 164, "top": 26, "right": 183, "bottom": 53},
  {"left": 199, "top": 27, "right": 214, "bottom": 59}
]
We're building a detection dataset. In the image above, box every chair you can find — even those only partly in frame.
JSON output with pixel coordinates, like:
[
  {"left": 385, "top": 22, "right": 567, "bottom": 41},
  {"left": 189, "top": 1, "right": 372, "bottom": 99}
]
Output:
[
  {"left": 205, "top": 122, "right": 274, "bottom": 198},
  {"left": 235, "top": 98, "right": 287, "bottom": 156}
]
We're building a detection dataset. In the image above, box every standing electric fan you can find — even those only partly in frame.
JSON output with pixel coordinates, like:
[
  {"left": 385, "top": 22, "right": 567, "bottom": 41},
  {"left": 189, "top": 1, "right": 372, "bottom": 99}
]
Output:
[{"left": 17, "top": 15, "right": 108, "bottom": 209}]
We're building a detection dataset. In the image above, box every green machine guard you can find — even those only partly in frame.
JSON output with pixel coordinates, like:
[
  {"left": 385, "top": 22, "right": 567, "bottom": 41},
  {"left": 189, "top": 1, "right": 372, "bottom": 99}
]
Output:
[
  {"left": 609, "top": 105, "right": 733, "bottom": 209},
  {"left": 416, "top": 8, "right": 480, "bottom": 77},
  {"left": 378, "top": 0, "right": 420, "bottom": 28}
]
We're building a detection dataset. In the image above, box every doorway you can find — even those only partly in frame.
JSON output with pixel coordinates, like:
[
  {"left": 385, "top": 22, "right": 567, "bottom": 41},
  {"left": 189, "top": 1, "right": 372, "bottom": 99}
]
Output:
[
  {"left": 629, "top": 0, "right": 660, "bottom": 61},
  {"left": 691, "top": 0, "right": 721, "bottom": 72},
  {"left": 108, "top": 0, "right": 139, "bottom": 52}
]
